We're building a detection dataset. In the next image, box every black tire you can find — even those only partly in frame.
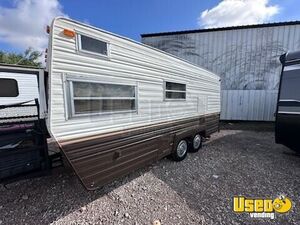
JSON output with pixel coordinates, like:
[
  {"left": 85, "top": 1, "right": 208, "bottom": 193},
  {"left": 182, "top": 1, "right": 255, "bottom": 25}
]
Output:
[
  {"left": 171, "top": 139, "right": 188, "bottom": 161},
  {"left": 189, "top": 134, "right": 202, "bottom": 153}
]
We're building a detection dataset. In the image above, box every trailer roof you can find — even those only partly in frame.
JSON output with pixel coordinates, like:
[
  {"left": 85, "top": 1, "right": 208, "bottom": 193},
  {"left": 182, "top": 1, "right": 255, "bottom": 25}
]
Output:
[
  {"left": 48, "top": 17, "right": 218, "bottom": 79},
  {"left": 0, "top": 63, "right": 43, "bottom": 70},
  {"left": 141, "top": 21, "right": 300, "bottom": 38}
]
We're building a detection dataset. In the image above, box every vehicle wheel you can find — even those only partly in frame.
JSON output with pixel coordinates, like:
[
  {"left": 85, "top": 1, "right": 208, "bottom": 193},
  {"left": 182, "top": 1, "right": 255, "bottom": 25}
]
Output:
[
  {"left": 172, "top": 139, "right": 188, "bottom": 161},
  {"left": 189, "top": 134, "right": 202, "bottom": 153}
]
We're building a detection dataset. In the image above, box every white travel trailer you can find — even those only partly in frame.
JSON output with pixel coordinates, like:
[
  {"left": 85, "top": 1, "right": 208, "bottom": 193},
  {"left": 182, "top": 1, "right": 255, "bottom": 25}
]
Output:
[{"left": 0, "top": 17, "right": 220, "bottom": 190}]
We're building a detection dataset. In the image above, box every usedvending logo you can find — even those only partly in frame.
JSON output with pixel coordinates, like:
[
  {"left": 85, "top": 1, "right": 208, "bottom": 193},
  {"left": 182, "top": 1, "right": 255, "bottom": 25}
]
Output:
[{"left": 233, "top": 195, "right": 292, "bottom": 219}]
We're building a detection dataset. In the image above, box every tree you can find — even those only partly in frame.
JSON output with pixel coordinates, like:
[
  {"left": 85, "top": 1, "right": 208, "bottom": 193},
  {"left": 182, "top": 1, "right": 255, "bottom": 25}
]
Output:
[{"left": 0, "top": 47, "right": 43, "bottom": 67}]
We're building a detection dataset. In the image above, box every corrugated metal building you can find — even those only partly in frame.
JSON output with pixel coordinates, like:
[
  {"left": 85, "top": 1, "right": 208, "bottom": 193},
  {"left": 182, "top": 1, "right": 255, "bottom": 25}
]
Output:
[{"left": 141, "top": 21, "right": 300, "bottom": 121}]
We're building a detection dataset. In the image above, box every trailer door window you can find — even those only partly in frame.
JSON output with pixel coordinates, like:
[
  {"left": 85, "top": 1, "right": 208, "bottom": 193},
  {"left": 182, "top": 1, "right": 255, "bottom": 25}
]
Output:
[
  {"left": 164, "top": 81, "right": 186, "bottom": 100},
  {"left": 70, "top": 81, "right": 136, "bottom": 116},
  {"left": 0, "top": 78, "right": 19, "bottom": 97},
  {"left": 78, "top": 34, "right": 108, "bottom": 57}
]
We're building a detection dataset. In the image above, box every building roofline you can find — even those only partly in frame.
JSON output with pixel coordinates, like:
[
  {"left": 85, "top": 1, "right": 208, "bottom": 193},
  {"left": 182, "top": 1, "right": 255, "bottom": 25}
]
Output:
[{"left": 141, "top": 21, "right": 300, "bottom": 38}]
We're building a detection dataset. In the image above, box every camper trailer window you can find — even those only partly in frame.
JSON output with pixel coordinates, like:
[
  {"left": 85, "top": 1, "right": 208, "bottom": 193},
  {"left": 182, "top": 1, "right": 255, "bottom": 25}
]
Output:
[
  {"left": 0, "top": 78, "right": 19, "bottom": 97},
  {"left": 164, "top": 81, "right": 186, "bottom": 100},
  {"left": 78, "top": 34, "right": 108, "bottom": 56},
  {"left": 70, "top": 81, "right": 136, "bottom": 116}
]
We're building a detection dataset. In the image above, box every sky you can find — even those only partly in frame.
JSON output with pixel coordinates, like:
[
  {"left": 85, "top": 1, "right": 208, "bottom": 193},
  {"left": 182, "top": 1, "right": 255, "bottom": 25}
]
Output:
[{"left": 0, "top": 0, "right": 299, "bottom": 54}]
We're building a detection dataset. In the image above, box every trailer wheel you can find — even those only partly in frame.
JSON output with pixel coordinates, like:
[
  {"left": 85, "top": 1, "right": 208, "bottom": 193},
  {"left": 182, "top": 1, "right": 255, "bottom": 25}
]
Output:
[
  {"left": 172, "top": 139, "right": 188, "bottom": 161},
  {"left": 189, "top": 134, "right": 202, "bottom": 153}
]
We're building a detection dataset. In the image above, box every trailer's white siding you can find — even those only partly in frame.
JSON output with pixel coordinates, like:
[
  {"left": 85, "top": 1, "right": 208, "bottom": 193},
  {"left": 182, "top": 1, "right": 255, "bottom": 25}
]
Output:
[
  {"left": 0, "top": 68, "right": 48, "bottom": 123},
  {"left": 0, "top": 72, "right": 39, "bottom": 105},
  {"left": 142, "top": 23, "right": 300, "bottom": 121},
  {"left": 48, "top": 18, "right": 220, "bottom": 141}
]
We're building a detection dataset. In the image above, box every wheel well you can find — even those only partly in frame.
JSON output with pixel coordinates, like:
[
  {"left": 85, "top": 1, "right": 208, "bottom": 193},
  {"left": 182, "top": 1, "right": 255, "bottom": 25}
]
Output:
[{"left": 199, "top": 130, "right": 206, "bottom": 138}]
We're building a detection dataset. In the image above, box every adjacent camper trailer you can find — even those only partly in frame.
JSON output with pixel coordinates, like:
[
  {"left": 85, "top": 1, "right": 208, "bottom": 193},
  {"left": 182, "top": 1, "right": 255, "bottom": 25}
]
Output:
[
  {"left": 0, "top": 17, "right": 220, "bottom": 190},
  {"left": 275, "top": 51, "right": 300, "bottom": 151},
  {"left": 0, "top": 65, "right": 49, "bottom": 180}
]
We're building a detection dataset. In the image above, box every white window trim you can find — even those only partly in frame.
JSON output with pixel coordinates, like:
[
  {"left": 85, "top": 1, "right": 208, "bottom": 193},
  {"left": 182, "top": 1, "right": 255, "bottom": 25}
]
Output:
[
  {"left": 76, "top": 33, "right": 111, "bottom": 59},
  {"left": 163, "top": 81, "right": 186, "bottom": 101},
  {"left": 67, "top": 78, "right": 138, "bottom": 118}
]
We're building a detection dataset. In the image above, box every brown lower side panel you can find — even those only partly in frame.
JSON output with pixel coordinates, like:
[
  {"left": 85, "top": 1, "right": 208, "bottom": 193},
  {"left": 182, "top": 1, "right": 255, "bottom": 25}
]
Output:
[{"left": 59, "top": 113, "right": 220, "bottom": 190}]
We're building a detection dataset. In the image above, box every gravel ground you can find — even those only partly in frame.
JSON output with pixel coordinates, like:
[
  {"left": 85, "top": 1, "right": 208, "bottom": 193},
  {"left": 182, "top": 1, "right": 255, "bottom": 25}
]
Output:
[{"left": 0, "top": 123, "right": 300, "bottom": 225}]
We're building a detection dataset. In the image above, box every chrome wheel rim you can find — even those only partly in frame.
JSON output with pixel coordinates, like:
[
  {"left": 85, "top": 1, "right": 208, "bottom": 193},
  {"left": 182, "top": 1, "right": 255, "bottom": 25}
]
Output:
[
  {"left": 177, "top": 140, "right": 187, "bottom": 157},
  {"left": 193, "top": 134, "right": 201, "bottom": 149}
]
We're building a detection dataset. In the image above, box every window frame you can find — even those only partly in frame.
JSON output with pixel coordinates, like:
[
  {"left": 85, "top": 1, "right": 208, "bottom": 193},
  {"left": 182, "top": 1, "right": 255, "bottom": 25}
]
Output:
[
  {"left": 67, "top": 78, "right": 138, "bottom": 118},
  {"left": 76, "top": 33, "right": 111, "bottom": 59},
  {"left": 163, "top": 81, "right": 186, "bottom": 101},
  {"left": 0, "top": 78, "right": 19, "bottom": 97}
]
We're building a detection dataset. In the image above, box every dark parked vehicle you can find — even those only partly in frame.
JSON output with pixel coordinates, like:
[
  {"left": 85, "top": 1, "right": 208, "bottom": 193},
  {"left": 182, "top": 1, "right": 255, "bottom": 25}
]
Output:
[{"left": 275, "top": 50, "right": 300, "bottom": 152}]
